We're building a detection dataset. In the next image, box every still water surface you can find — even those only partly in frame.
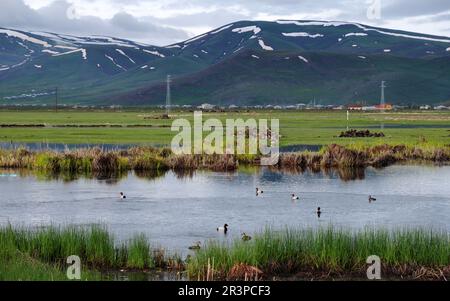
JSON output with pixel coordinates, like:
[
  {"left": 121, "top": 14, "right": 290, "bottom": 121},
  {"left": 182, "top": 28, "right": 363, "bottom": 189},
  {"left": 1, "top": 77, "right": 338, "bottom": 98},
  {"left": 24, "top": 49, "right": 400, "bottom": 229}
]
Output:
[{"left": 1, "top": 165, "right": 449, "bottom": 253}]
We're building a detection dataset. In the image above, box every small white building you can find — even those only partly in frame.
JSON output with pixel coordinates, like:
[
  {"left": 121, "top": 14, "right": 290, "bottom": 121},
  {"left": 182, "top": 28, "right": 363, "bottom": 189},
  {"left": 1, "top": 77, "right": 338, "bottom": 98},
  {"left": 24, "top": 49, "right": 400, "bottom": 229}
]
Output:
[{"left": 198, "top": 103, "right": 215, "bottom": 110}]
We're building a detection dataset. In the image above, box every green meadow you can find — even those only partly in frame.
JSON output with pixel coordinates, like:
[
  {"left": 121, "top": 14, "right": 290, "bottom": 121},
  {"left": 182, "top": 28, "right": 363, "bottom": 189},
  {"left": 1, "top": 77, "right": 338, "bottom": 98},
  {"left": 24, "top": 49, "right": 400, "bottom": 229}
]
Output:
[{"left": 0, "top": 109, "right": 449, "bottom": 146}]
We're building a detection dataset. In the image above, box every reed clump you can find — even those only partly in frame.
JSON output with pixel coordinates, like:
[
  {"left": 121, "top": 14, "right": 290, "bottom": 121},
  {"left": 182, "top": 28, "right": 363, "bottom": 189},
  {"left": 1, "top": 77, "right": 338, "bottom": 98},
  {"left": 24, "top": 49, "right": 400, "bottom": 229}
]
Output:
[
  {"left": 187, "top": 227, "right": 450, "bottom": 280},
  {"left": 277, "top": 143, "right": 449, "bottom": 170}
]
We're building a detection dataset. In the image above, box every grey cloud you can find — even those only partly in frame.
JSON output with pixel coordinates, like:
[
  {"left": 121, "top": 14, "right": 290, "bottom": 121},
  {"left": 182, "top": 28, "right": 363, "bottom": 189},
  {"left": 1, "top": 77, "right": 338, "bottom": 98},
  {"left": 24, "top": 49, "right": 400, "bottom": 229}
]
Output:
[
  {"left": 0, "top": 0, "right": 189, "bottom": 45},
  {"left": 154, "top": 9, "right": 248, "bottom": 28},
  {"left": 0, "top": 0, "right": 449, "bottom": 44},
  {"left": 382, "top": 0, "right": 450, "bottom": 18}
]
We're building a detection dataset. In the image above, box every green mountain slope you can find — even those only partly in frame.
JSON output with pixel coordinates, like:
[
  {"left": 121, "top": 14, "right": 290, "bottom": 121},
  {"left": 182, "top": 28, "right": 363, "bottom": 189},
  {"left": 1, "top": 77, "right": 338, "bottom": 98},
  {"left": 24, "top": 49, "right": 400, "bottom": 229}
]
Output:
[{"left": 1, "top": 20, "right": 450, "bottom": 106}]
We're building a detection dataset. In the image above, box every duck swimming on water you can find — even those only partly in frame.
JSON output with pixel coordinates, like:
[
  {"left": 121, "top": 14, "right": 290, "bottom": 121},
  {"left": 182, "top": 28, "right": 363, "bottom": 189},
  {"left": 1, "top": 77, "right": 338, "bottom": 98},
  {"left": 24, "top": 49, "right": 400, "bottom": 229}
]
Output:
[
  {"left": 119, "top": 192, "right": 126, "bottom": 199},
  {"left": 217, "top": 224, "right": 229, "bottom": 234},
  {"left": 188, "top": 241, "right": 201, "bottom": 250},
  {"left": 256, "top": 188, "right": 263, "bottom": 196},
  {"left": 291, "top": 194, "right": 299, "bottom": 200},
  {"left": 369, "top": 195, "right": 377, "bottom": 202},
  {"left": 316, "top": 207, "right": 322, "bottom": 218},
  {"left": 241, "top": 233, "right": 252, "bottom": 241}
]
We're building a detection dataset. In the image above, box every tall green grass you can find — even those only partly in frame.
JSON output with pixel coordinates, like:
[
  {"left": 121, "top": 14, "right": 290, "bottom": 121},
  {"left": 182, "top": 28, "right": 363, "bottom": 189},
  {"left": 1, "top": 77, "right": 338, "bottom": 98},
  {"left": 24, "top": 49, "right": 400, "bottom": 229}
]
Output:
[
  {"left": 187, "top": 227, "right": 450, "bottom": 279},
  {"left": 0, "top": 225, "right": 167, "bottom": 271}
]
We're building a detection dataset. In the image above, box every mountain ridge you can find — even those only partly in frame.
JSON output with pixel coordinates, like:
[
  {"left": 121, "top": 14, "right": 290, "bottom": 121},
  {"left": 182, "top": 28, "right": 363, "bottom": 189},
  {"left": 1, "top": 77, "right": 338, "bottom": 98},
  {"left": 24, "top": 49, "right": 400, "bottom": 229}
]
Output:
[{"left": 1, "top": 20, "right": 450, "bottom": 106}]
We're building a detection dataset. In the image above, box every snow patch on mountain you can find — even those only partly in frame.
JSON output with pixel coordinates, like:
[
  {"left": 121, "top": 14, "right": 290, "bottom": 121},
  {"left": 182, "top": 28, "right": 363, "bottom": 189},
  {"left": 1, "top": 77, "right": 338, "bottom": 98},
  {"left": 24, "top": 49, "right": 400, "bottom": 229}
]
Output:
[
  {"left": 258, "top": 39, "right": 273, "bottom": 51},
  {"left": 53, "top": 48, "right": 87, "bottom": 60},
  {"left": 358, "top": 56, "right": 367, "bottom": 59},
  {"left": 17, "top": 41, "right": 34, "bottom": 54},
  {"left": 277, "top": 20, "right": 450, "bottom": 43},
  {"left": 184, "top": 33, "right": 208, "bottom": 44},
  {"left": 12, "top": 59, "right": 29, "bottom": 68},
  {"left": 251, "top": 55, "right": 260, "bottom": 59},
  {"left": 42, "top": 49, "right": 60, "bottom": 55},
  {"left": 233, "top": 46, "right": 244, "bottom": 53},
  {"left": 298, "top": 55, "right": 309, "bottom": 63},
  {"left": 232, "top": 26, "right": 261, "bottom": 35},
  {"left": 446, "top": 47, "right": 450, "bottom": 51},
  {"left": 277, "top": 20, "right": 348, "bottom": 27},
  {"left": 34, "top": 65, "right": 42, "bottom": 68},
  {"left": 211, "top": 24, "right": 234, "bottom": 34},
  {"left": 0, "top": 29, "right": 51, "bottom": 47},
  {"left": 282, "top": 32, "right": 324, "bottom": 38},
  {"left": 384, "top": 49, "right": 391, "bottom": 52},
  {"left": 54, "top": 45, "right": 78, "bottom": 50},
  {"left": 344, "top": 33, "right": 368, "bottom": 37},
  {"left": 105, "top": 54, "right": 126, "bottom": 71},
  {"left": 116, "top": 49, "right": 135, "bottom": 64},
  {"left": 143, "top": 49, "right": 165, "bottom": 58}
]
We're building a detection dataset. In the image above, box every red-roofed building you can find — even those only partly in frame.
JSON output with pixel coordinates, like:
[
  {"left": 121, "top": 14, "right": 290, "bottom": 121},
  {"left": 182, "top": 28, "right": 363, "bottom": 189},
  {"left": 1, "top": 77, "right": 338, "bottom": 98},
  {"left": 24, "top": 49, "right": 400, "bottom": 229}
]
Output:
[{"left": 375, "top": 103, "right": 393, "bottom": 110}]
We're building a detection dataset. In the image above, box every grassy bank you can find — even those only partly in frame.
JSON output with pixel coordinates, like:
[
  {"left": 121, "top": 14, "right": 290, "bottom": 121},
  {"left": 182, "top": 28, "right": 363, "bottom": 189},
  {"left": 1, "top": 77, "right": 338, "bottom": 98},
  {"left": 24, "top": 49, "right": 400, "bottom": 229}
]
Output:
[
  {"left": 2, "top": 225, "right": 448, "bottom": 281},
  {"left": 187, "top": 227, "right": 450, "bottom": 281},
  {"left": 0, "top": 225, "right": 182, "bottom": 280},
  {"left": 0, "top": 143, "right": 448, "bottom": 173}
]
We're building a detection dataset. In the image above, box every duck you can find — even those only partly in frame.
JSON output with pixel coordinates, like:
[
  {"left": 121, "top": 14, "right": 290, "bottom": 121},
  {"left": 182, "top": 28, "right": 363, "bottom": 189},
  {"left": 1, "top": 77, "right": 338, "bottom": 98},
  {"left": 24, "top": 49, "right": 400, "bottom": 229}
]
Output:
[
  {"left": 241, "top": 233, "right": 252, "bottom": 241},
  {"left": 217, "top": 224, "right": 229, "bottom": 234},
  {"left": 291, "top": 194, "right": 299, "bottom": 200},
  {"left": 256, "top": 187, "right": 263, "bottom": 196},
  {"left": 316, "top": 207, "right": 322, "bottom": 218},
  {"left": 368, "top": 195, "right": 377, "bottom": 202},
  {"left": 188, "top": 241, "right": 201, "bottom": 250},
  {"left": 119, "top": 192, "right": 126, "bottom": 199}
]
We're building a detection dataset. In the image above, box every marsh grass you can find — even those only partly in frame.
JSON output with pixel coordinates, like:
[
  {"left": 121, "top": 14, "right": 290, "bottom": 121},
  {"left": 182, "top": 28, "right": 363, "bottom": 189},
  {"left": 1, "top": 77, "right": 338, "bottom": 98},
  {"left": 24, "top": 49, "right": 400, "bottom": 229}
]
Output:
[
  {"left": 0, "top": 225, "right": 172, "bottom": 272},
  {"left": 187, "top": 227, "right": 450, "bottom": 280},
  {"left": 0, "top": 143, "right": 448, "bottom": 174}
]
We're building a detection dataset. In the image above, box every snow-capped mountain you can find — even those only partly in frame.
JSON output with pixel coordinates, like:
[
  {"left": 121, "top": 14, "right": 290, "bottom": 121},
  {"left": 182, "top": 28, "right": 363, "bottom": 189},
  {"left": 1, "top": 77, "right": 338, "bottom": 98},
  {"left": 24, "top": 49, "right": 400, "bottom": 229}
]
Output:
[{"left": 1, "top": 20, "right": 450, "bottom": 105}]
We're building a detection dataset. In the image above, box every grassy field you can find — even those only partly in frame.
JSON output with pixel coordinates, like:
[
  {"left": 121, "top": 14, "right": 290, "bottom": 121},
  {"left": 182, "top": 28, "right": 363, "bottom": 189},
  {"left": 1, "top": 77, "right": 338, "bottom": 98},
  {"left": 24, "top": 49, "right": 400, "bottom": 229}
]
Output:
[{"left": 0, "top": 109, "right": 449, "bottom": 146}]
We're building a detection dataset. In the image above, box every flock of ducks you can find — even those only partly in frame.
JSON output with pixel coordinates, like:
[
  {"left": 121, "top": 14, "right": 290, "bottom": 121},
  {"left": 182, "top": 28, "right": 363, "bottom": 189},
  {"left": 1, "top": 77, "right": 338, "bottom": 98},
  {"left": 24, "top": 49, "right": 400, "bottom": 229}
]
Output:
[{"left": 119, "top": 189, "right": 377, "bottom": 251}]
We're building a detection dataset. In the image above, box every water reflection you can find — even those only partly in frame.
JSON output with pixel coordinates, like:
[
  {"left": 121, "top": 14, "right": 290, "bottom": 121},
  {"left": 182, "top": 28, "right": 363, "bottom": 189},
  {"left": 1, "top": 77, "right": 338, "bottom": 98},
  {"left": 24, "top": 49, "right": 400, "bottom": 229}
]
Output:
[
  {"left": 4, "top": 165, "right": 368, "bottom": 183},
  {"left": 1, "top": 164, "right": 449, "bottom": 253}
]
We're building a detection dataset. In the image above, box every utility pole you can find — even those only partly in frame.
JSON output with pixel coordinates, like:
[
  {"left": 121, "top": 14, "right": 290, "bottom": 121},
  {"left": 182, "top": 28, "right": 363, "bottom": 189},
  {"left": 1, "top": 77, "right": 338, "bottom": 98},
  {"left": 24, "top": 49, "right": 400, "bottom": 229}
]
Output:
[
  {"left": 380, "top": 81, "right": 386, "bottom": 112},
  {"left": 55, "top": 87, "right": 58, "bottom": 113},
  {"left": 164, "top": 75, "right": 171, "bottom": 118}
]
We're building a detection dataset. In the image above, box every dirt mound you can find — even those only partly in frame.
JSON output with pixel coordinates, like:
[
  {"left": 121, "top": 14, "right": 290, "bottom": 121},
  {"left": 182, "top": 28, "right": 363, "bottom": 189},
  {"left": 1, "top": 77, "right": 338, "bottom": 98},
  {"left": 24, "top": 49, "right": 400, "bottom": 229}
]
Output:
[{"left": 339, "top": 129, "right": 385, "bottom": 138}]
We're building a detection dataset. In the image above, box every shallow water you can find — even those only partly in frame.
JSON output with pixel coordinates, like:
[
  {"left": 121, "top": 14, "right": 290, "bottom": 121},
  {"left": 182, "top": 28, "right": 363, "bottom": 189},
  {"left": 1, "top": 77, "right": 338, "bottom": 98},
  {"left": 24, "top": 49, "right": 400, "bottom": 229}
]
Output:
[
  {"left": 1, "top": 165, "right": 449, "bottom": 254},
  {"left": 0, "top": 142, "right": 320, "bottom": 152}
]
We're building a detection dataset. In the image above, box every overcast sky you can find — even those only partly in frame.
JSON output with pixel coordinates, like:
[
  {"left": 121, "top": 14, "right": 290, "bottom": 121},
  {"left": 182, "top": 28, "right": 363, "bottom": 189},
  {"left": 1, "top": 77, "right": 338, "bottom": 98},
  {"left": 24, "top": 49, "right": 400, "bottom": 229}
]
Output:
[{"left": 1, "top": 0, "right": 450, "bottom": 46}]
